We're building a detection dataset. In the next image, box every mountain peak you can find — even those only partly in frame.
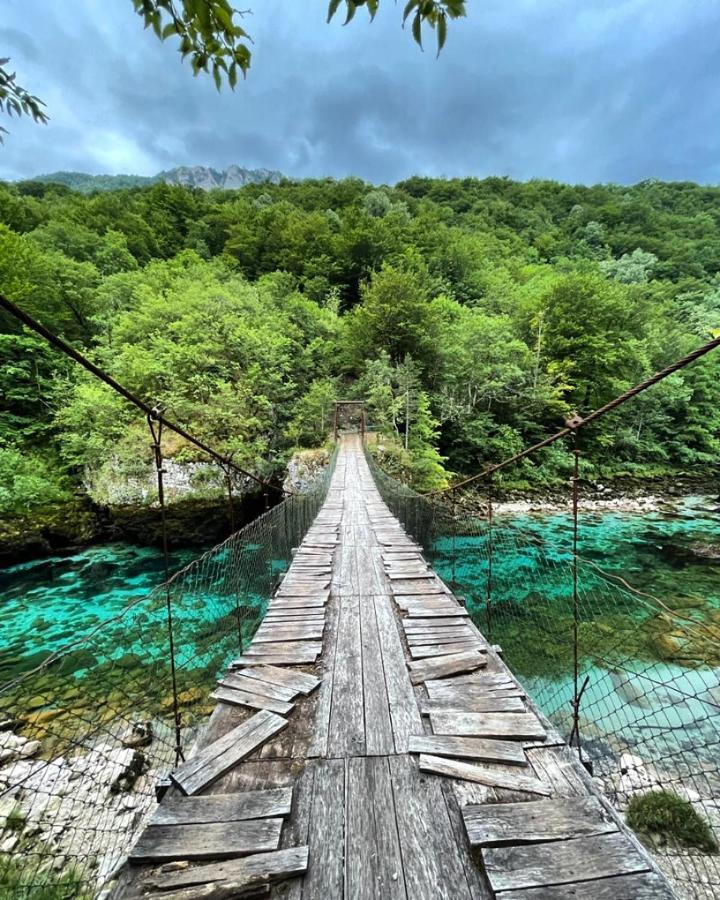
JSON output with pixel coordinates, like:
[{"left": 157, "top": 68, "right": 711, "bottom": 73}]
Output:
[{"left": 28, "top": 165, "right": 284, "bottom": 194}]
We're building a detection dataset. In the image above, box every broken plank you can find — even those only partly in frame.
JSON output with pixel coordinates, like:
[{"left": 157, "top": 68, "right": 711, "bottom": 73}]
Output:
[
  {"left": 226, "top": 666, "right": 320, "bottom": 695},
  {"left": 430, "top": 711, "right": 546, "bottom": 741},
  {"left": 142, "top": 846, "right": 309, "bottom": 893},
  {"left": 408, "top": 650, "right": 487, "bottom": 685},
  {"left": 129, "top": 819, "right": 282, "bottom": 863},
  {"left": 244, "top": 640, "right": 322, "bottom": 656},
  {"left": 408, "top": 735, "right": 527, "bottom": 766},
  {"left": 149, "top": 789, "right": 293, "bottom": 826},
  {"left": 462, "top": 797, "right": 616, "bottom": 848},
  {"left": 234, "top": 651, "right": 320, "bottom": 665},
  {"left": 482, "top": 832, "right": 652, "bottom": 893},
  {"left": 171, "top": 710, "right": 287, "bottom": 796},
  {"left": 210, "top": 686, "right": 294, "bottom": 716},
  {"left": 405, "top": 607, "right": 468, "bottom": 618},
  {"left": 419, "top": 754, "right": 552, "bottom": 796}
]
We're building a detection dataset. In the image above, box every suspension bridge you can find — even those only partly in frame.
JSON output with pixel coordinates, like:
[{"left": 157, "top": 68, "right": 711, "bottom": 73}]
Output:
[{"left": 0, "top": 293, "right": 719, "bottom": 899}]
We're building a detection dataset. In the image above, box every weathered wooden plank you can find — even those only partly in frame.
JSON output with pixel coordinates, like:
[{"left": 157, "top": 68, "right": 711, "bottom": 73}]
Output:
[
  {"left": 419, "top": 754, "right": 552, "bottom": 796},
  {"left": 142, "top": 846, "right": 309, "bottom": 892},
  {"left": 234, "top": 651, "right": 320, "bottom": 665},
  {"left": 149, "top": 789, "right": 293, "bottom": 827},
  {"left": 328, "top": 592, "right": 365, "bottom": 756},
  {"left": 210, "top": 686, "right": 294, "bottom": 716},
  {"left": 171, "top": 710, "right": 287, "bottom": 796},
  {"left": 408, "top": 735, "right": 527, "bottom": 766},
  {"left": 408, "top": 650, "right": 487, "bottom": 684},
  {"left": 425, "top": 673, "right": 516, "bottom": 692},
  {"left": 420, "top": 696, "right": 526, "bottom": 715},
  {"left": 409, "top": 641, "right": 484, "bottom": 659},
  {"left": 346, "top": 755, "right": 406, "bottom": 900},
  {"left": 245, "top": 640, "right": 323, "bottom": 655},
  {"left": 482, "top": 832, "right": 652, "bottom": 893},
  {"left": 360, "top": 595, "right": 394, "bottom": 755},
  {"left": 253, "top": 626, "right": 324, "bottom": 642},
  {"left": 218, "top": 673, "right": 297, "bottom": 702},
  {"left": 430, "top": 711, "right": 546, "bottom": 741},
  {"left": 372, "top": 590, "right": 423, "bottom": 751},
  {"left": 235, "top": 664, "right": 320, "bottom": 695},
  {"left": 405, "top": 607, "right": 468, "bottom": 618},
  {"left": 463, "top": 797, "right": 617, "bottom": 848},
  {"left": 129, "top": 819, "right": 283, "bottom": 863},
  {"left": 405, "top": 627, "right": 475, "bottom": 643},
  {"left": 302, "top": 757, "right": 345, "bottom": 898},
  {"left": 389, "top": 753, "right": 474, "bottom": 900},
  {"left": 496, "top": 871, "right": 676, "bottom": 900}
]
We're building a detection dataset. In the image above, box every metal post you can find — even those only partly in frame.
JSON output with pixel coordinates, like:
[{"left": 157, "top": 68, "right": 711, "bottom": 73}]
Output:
[
  {"left": 333, "top": 402, "right": 339, "bottom": 442},
  {"left": 147, "top": 408, "right": 184, "bottom": 767},
  {"left": 451, "top": 493, "right": 457, "bottom": 587},
  {"left": 486, "top": 475, "right": 494, "bottom": 642},
  {"left": 569, "top": 427, "right": 584, "bottom": 765}
]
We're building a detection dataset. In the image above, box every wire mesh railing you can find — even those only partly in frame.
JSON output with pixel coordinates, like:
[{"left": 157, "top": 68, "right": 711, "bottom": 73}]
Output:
[
  {"left": 366, "top": 446, "right": 720, "bottom": 900},
  {"left": 0, "top": 454, "right": 335, "bottom": 900}
]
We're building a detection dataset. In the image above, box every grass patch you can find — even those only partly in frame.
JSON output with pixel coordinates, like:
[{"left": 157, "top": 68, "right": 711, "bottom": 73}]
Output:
[
  {"left": 0, "top": 855, "right": 90, "bottom": 900},
  {"left": 627, "top": 790, "right": 719, "bottom": 854}
]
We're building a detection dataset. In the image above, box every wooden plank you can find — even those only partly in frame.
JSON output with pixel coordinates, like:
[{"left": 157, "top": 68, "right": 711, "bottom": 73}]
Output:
[
  {"left": 141, "top": 846, "right": 308, "bottom": 891},
  {"left": 372, "top": 590, "right": 423, "bottom": 752},
  {"left": 218, "top": 673, "right": 297, "bottom": 702},
  {"left": 171, "top": 710, "right": 287, "bottom": 796},
  {"left": 234, "top": 651, "right": 320, "bottom": 665},
  {"left": 389, "top": 753, "right": 473, "bottom": 900},
  {"left": 497, "top": 872, "right": 676, "bottom": 900},
  {"left": 405, "top": 627, "right": 475, "bottom": 643},
  {"left": 409, "top": 641, "right": 484, "bottom": 659},
  {"left": 346, "top": 755, "right": 406, "bottom": 900},
  {"left": 420, "top": 696, "right": 526, "bottom": 715},
  {"left": 253, "top": 627, "right": 324, "bottom": 642},
  {"left": 149, "top": 789, "right": 293, "bottom": 826},
  {"left": 406, "top": 607, "right": 468, "bottom": 618},
  {"left": 430, "top": 711, "right": 546, "bottom": 741},
  {"left": 419, "top": 754, "right": 552, "bottom": 796},
  {"left": 408, "top": 650, "right": 487, "bottom": 685},
  {"left": 245, "top": 641, "right": 323, "bottom": 655},
  {"left": 483, "top": 832, "right": 652, "bottom": 893},
  {"left": 210, "top": 685, "right": 294, "bottom": 716},
  {"left": 360, "top": 594, "right": 394, "bottom": 755},
  {"left": 328, "top": 592, "right": 365, "bottom": 756},
  {"left": 235, "top": 664, "right": 320, "bottom": 695},
  {"left": 463, "top": 797, "right": 616, "bottom": 848},
  {"left": 408, "top": 735, "right": 528, "bottom": 766},
  {"left": 403, "top": 616, "right": 471, "bottom": 628},
  {"left": 302, "top": 757, "right": 345, "bottom": 899},
  {"left": 129, "top": 819, "right": 283, "bottom": 863}
]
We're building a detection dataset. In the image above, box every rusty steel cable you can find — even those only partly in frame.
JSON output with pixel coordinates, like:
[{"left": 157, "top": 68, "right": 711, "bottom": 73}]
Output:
[{"left": 0, "top": 291, "right": 292, "bottom": 495}]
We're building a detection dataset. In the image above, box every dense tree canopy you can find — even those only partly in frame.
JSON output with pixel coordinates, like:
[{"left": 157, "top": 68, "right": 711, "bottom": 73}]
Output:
[{"left": 1, "top": 173, "right": 720, "bottom": 512}]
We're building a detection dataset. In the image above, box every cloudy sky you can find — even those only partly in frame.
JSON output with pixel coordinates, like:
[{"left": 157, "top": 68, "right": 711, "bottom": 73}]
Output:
[{"left": 1, "top": 0, "right": 719, "bottom": 185}]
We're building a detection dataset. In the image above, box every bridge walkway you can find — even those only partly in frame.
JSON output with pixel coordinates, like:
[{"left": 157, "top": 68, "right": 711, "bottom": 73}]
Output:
[{"left": 122, "top": 435, "right": 674, "bottom": 899}]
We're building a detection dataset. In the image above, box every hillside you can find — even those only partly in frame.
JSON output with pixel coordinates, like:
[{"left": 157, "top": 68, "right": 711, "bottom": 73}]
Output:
[
  {"left": 27, "top": 165, "right": 284, "bottom": 194},
  {"left": 1, "top": 174, "right": 719, "bottom": 537}
]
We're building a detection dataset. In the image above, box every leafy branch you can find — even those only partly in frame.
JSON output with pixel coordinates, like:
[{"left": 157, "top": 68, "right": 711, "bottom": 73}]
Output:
[
  {"left": 327, "top": 0, "right": 467, "bottom": 56},
  {"left": 0, "top": 59, "right": 49, "bottom": 144},
  {"left": 132, "top": 0, "right": 253, "bottom": 89}
]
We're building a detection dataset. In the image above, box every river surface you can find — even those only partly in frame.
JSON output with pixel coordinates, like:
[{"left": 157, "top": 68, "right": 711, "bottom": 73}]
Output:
[{"left": 430, "top": 496, "right": 720, "bottom": 777}]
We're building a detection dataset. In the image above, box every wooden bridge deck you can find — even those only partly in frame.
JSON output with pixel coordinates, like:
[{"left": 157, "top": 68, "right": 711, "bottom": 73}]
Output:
[{"left": 121, "top": 436, "right": 675, "bottom": 899}]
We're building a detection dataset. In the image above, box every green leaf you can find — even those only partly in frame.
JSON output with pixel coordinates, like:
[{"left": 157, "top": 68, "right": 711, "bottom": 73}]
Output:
[
  {"left": 403, "top": 0, "right": 420, "bottom": 23},
  {"left": 344, "top": 2, "right": 358, "bottom": 25},
  {"left": 161, "top": 21, "right": 177, "bottom": 39},
  {"left": 412, "top": 10, "right": 423, "bottom": 47},
  {"left": 367, "top": 0, "right": 379, "bottom": 20},
  {"left": 327, "top": 0, "right": 343, "bottom": 23},
  {"left": 228, "top": 62, "right": 238, "bottom": 88},
  {"left": 436, "top": 12, "right": 447, "bottom": 55}
]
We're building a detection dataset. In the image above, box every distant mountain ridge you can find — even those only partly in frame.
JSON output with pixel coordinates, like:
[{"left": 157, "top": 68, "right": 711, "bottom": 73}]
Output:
[{"left": 29, "top": 165, "right": 284, "bottom": 193}]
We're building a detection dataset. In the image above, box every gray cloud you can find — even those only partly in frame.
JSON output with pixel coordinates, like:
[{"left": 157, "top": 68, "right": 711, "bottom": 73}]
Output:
[{"left": 1, "top": 0, "right": 718, "bottom": 184}]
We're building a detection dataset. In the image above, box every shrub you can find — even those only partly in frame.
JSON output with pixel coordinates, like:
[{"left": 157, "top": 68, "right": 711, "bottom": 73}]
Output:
[{"left": 627, "top": 790, "right": 718, "bottom": 854}]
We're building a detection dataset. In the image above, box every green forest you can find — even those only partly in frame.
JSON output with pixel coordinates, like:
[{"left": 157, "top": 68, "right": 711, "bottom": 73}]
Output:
[{"left": 2, "top": 174, "right": 720, "bottom": 524}]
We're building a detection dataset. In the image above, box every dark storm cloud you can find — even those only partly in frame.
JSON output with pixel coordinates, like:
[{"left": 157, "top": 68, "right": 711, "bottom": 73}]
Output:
[{"left": 1, "top": 0, "right": 720, "bottom": 184}]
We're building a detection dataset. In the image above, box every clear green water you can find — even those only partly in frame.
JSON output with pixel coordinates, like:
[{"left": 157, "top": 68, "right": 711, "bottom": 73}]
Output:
[
  {"left": 0, "top": 543, "right": 205, "bottom": 682},
  {"left": 430, "top": 497, "right": 720, "bottom": 768}
]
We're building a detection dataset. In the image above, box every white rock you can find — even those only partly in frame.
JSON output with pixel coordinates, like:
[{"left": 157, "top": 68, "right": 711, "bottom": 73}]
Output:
[{"left": 19, "top": 740, "right": 41, "bottom": 758}]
